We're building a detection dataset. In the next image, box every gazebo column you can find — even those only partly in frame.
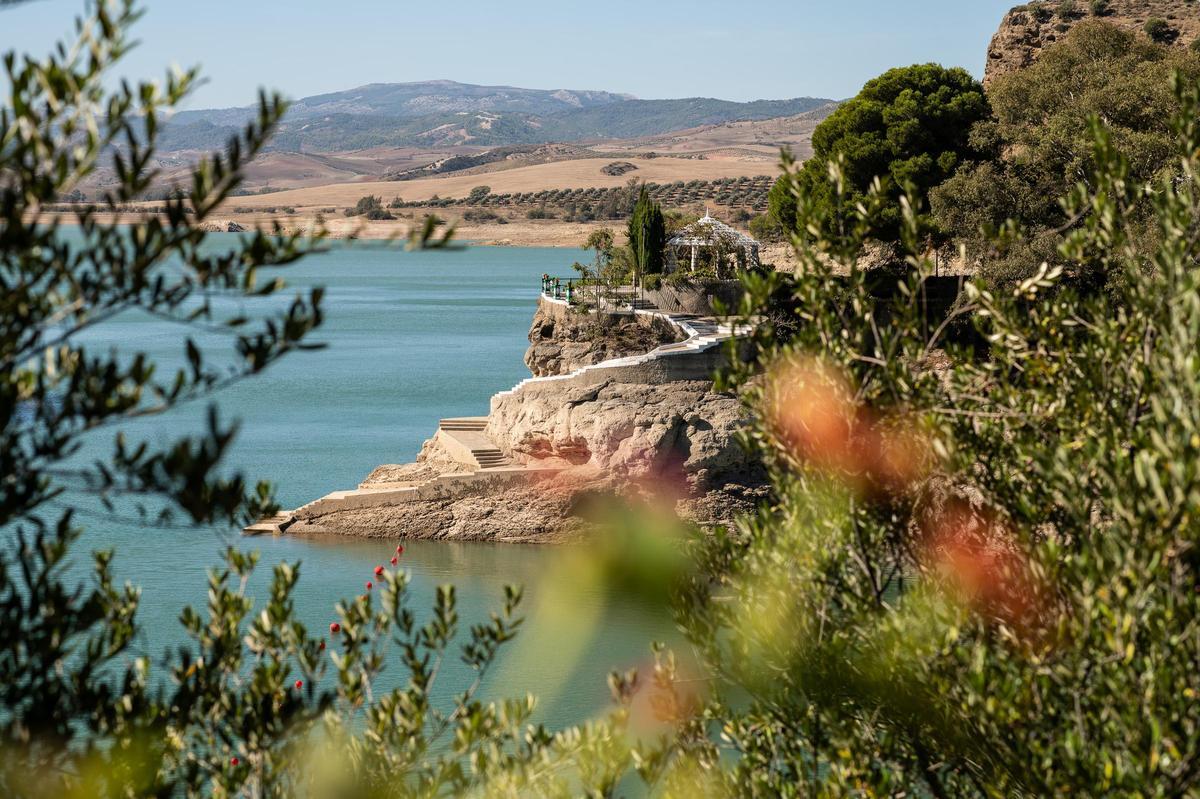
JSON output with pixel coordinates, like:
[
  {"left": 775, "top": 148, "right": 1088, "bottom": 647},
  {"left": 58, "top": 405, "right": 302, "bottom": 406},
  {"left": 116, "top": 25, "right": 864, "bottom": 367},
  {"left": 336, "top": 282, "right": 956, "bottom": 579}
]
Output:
[{"left": 690, "top": 244, "right": 698, "bottom": 272}]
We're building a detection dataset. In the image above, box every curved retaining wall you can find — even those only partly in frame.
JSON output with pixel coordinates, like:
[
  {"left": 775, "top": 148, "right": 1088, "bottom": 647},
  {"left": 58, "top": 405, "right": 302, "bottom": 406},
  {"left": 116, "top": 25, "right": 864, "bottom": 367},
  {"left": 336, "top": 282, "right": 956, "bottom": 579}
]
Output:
[
  {"left": 492, "top": 296, "right": 736, "bottom": 409},
  {"left": 643, "top": 280, "right": 746, "bottom": 315}
]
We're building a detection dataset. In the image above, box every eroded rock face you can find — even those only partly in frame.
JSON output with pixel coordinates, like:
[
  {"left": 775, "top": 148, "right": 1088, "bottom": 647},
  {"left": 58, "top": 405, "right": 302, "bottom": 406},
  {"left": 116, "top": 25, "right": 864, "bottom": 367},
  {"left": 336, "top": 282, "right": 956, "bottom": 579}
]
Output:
[
  {"left": 297, "top": 375, "right": 769, "bottom": 540},
  {"left": 984, "top": 2, "right": 1200, "bottom": 87},
  {"left": 487, "top": 378, "right": 767, "bottom": 525},
  {"left": 289, "top": 302, "right": 764, "bottom": 543},
  {"left": 524, "top": 303, "right": 680, "bottom": 377}
]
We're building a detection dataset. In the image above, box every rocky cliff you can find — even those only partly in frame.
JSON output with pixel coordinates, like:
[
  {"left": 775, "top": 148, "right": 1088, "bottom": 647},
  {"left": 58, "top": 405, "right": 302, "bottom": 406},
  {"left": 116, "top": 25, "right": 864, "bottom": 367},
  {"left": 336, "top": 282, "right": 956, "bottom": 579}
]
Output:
[
  {"left": 282, "top": 302, "right": 765, "bottom": 543},
  {"left": 985, "top": 1, "right": 1200, "bottom": 86},
  {"left": 487, "top": 377, "right": 766, "bottom": 523},
  {"left": 524, "top": 302, "right": 681, "bottom": 377}
]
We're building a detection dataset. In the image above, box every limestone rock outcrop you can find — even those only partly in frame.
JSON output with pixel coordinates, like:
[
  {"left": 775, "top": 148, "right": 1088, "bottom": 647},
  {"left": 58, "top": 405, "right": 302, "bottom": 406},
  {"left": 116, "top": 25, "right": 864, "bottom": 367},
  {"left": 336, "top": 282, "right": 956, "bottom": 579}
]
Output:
[
  {"left": 524, "top": 302, "right": 680, "bottom": 377},
  {"left": 283, "top": 299, "right": 764, "bottom": 543},
  {"left": 487, "top": 377, "right": 767, "bottom": 526},
  {"left": 288, "top": 467, "right": 600, "bottom": 544},
  {"left": 984, "top": 2, "right": 1200, "bottom": 87}
]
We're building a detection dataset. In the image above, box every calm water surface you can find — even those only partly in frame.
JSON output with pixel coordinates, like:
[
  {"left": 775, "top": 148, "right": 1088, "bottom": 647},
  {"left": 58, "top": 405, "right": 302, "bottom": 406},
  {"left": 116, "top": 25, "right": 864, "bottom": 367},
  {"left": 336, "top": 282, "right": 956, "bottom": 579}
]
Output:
[{"left": 60, "top": 236, "right": 675, "bottom": 730}]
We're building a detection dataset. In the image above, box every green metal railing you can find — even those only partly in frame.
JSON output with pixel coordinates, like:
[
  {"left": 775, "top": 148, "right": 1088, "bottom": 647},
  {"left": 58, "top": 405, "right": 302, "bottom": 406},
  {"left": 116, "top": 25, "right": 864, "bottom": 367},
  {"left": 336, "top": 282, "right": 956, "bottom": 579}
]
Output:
[{"left": 539, "top": 276, "right": 644, "bottom": 310}]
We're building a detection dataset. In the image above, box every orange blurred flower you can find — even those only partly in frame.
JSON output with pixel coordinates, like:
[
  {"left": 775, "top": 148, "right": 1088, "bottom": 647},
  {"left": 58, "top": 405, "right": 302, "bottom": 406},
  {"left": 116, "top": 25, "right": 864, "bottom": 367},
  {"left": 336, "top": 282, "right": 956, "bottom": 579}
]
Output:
[
  {"left": 765, "top": 358, "right": 930, "bottom": 495},
  {"left": 921, "top": 501, "right": 1045, "bottom": 633}
]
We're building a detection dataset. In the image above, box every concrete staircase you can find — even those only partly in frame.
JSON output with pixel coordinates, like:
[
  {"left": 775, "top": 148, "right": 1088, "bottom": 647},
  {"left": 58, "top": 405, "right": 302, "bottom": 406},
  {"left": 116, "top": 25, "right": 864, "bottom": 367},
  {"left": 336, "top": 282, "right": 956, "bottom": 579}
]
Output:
[
  {"left": 438, "top": 416, "right": 487, "bottom": 432},
  {"left": 243, "top": 299, "right": 750, "bottom": 536},
  {"left": 437, "top": 417, "right": 510, "bottom": 470},
  {"left": 244, "top": 511, "right": 295, "bottom": 536}
]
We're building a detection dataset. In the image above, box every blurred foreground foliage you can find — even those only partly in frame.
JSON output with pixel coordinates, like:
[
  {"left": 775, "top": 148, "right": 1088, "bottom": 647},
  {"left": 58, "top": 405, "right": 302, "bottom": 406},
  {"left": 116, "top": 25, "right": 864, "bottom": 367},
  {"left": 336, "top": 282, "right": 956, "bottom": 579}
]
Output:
[
  {"left": 0, "top": 2, "right": 625, "bottom": 796},
  {"left": 639, "top": 71, "right": 1200, "bottom": 798},
  {"left": 8, "top": 2, "right": 1200, "bottom": 797}
]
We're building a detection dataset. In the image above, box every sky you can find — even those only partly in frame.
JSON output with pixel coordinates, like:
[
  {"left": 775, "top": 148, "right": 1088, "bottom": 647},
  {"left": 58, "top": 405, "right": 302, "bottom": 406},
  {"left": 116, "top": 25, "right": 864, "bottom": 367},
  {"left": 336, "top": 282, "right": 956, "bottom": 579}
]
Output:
[{"left": 2, "top": 0, "right": 1018, "bottom": 109}]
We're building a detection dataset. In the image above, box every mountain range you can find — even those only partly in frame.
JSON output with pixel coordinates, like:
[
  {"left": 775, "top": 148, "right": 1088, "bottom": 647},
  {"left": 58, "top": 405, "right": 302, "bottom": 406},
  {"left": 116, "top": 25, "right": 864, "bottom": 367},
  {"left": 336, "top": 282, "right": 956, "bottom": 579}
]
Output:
[{"left": 162, "top": 80, "right": 836, "bottom": 152}]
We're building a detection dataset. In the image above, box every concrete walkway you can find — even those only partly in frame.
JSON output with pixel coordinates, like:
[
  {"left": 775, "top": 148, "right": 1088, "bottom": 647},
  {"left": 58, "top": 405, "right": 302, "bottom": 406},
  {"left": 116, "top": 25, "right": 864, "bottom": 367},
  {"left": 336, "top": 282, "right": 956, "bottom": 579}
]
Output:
[
  {"left": 244, "top": 295, "right": 746, "bottom": 536},
  {"left": 436, "top": 417, "right": 510, "bottom": 470},
  {"left": 493, "top": 294, "right": 744, "bottom": 400}
]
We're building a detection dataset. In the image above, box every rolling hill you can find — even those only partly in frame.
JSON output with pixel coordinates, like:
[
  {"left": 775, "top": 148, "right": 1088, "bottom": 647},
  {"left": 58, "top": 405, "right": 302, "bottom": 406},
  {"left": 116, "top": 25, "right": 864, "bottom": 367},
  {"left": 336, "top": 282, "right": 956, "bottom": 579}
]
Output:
[{"left": 162, "top": 80, "right": 836, "bottom": 152}]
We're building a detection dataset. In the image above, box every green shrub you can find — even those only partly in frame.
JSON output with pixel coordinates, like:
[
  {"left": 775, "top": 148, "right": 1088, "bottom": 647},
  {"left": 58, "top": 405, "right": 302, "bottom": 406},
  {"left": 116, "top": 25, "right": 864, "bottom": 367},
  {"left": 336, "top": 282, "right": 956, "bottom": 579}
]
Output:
[
  {"left": 1144, "top": 17, "right": 1178, "bottom": 44},
  {"left": 932, "top": 21, "right": 1200, "bottom": 291},
  {"left": 465, "top": 185, "right": 491, "bottom": 204},
  {"left": 652, "top": 75, "right": 1200, "bottom": 798},
  {"left": 748, "top": 212, "right": 782, "bottom": 242},
  {"left": 463, "top": 208, "right": 503, "bottom": 223},
  {"left": 1089, "top": 0, "right": 1110, "bottom": 14},
  {"left": 0, "top": 5, "right": 554, "bottom": 798},
  {"left": 775, "top": 63, "right": 990, "bottom": 241},
  {"left": 346, "top": 195, "right": 384, "bottom": 217}
]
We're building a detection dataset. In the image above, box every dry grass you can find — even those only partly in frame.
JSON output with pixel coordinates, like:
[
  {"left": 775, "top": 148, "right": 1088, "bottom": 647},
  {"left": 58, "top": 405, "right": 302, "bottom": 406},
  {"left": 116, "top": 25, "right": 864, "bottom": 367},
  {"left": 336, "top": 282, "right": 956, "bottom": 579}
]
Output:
[
  {"left": 590, "top": 105, "right": 835, "bottom": 161},
  {"left": 218, "top": 156, "right": 774, "bottom": 211}
]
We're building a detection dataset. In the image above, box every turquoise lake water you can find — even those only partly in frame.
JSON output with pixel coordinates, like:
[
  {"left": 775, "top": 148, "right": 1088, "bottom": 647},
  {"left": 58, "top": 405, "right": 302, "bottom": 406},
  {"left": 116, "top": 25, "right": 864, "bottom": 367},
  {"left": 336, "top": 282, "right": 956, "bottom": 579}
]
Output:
[{"left": 54, "top": 236, "right": 676, "bottom": 732}]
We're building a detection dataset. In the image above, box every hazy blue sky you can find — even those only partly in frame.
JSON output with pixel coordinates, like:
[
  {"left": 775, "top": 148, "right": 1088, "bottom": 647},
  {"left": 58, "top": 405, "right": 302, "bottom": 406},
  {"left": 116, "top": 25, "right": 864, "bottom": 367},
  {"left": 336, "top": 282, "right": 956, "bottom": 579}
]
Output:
[{"left": 3, "top": 0, "right": 1017, "bottom": 109}]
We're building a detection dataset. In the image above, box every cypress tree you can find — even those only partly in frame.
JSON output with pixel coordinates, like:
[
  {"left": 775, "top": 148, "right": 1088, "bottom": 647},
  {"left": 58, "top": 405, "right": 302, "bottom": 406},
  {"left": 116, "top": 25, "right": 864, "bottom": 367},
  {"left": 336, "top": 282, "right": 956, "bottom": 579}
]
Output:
[{"left": 627, "top": 187, "right": 666, "bottom": 277}]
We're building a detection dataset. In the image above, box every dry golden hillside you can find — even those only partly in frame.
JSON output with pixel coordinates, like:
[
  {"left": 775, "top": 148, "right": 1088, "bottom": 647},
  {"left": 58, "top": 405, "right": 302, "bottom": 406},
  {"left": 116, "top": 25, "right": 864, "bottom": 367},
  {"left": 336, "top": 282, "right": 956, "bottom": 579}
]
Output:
[{"left": 223, "top": 156, "right": 773, "bottom": 210}]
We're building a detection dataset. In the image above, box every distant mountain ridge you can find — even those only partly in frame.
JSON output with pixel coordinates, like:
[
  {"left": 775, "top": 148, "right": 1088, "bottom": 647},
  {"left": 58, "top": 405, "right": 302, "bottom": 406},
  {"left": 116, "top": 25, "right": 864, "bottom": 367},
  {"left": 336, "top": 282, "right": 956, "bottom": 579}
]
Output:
[{"left": 162, "top": 80, "right": 835, "bottom": 152}]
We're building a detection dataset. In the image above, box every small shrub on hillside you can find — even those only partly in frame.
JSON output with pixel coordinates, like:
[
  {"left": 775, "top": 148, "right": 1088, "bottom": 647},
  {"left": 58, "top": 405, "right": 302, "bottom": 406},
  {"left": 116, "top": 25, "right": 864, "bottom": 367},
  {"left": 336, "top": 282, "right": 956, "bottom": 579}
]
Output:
[
  {"left": 365, "top": 207, "right": 395, "bottom": 221},
  {"left": 1030, "top": 2, "right": 1054, "bottom": 22},
  {"left": 388, "top": 196, "right": 403, "bottom": 208},
  {"left": 1056, "top": 0, "right": 1078, "bottom": 18},
  {"left": 345, "top": 195, "right": 384, "bottom": 217},
  {"left": 748, "top": 213, "right": 782, "bottom": 243},
  {"left": 527, "top": 204, "right": 555, "bottom": 220},
  {"left": 463, "top": 208, "right": 506, "bottom": 223},
  {"left": 1145, "top": 18, "right": 1179, "bottom": 44},
  {"left": 1089, "top": 0, "right": 1110, "bottom": 15}
]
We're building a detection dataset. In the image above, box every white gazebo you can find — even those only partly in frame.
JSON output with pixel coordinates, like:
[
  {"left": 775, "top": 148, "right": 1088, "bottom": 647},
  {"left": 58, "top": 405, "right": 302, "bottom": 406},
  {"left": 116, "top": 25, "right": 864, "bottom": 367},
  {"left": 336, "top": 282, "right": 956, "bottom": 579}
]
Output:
[{"left": 666, "top": 213, "right": 761, "bottom": 279}]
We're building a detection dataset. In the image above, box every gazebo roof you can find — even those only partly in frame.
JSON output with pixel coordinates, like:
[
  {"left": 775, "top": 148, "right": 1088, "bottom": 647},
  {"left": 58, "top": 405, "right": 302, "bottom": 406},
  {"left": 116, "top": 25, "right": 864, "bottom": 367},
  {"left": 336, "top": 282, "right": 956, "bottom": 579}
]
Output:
[{"left": 667, "top": 214, "right": 760, "bottom": 250}]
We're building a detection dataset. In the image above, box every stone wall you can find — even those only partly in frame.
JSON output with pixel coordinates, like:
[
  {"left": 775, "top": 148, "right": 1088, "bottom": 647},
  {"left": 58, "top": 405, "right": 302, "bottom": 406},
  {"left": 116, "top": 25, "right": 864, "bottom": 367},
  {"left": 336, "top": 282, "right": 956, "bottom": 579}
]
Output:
[{"left": 644, "top": 280, "right": 745, "bottom": 315}]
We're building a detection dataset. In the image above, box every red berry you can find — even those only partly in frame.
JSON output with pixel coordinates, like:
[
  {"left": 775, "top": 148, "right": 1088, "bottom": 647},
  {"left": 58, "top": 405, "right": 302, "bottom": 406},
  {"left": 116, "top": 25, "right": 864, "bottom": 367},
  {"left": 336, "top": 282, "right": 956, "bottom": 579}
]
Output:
[
  {"left": 396, "top": 545, "right": 404, "bottom": 554},
  {"left": 231, "top": 757, "right": 239, "bottom": 766},
  {"left": 366, "top": 581, "right": 373, "bottom": 590},
  {"left": 294, "top": 680, "right": 303, "bottom": 690},
  {"left": 319, "top": 640, "right": 326, "bottom": 651},
  {"left": 390, "top": 556, "right": 398, "bottom": 565},
  {"left": 374, "top": 565, "right": 384, "bottom": 577},
  {"left": 329, "top": 622, "right": 340, "bottom": 633}
]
